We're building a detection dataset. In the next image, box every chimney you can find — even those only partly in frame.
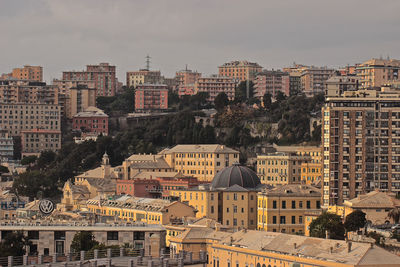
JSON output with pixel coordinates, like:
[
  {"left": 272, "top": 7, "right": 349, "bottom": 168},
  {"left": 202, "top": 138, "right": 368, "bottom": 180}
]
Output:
[
  {"left": 293, "top": 243, "right": 297, "bottom": 249},
  {"left": 347, "top": 241, "right": 352, "bottom": 253}
]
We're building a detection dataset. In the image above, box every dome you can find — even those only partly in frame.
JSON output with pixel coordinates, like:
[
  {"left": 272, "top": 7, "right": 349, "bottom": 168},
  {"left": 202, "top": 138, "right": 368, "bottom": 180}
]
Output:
[{"left": 211, "top": 163, "right": 261, "bottom": 190}]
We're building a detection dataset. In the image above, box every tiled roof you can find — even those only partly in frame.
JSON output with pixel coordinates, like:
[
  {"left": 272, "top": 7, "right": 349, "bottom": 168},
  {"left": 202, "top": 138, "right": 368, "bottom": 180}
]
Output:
[
  {"left": 260, "top": 184, "right": 321, "bottom": 197},
  {"left": 344, "top": 191, "right": 400, "bottom": 209},
  {"left": 158, "top": 144, "right": 239, "bottom": 154}
]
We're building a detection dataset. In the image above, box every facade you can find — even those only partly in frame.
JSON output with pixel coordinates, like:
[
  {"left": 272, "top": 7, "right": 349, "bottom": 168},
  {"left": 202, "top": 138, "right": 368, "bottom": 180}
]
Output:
[
  {"left": 218, "top": 60, "right": 262, "bottom": 81},
  {"left": 72, "top": 106, "right": 109, "bottom": 136},
  {"left": 176, "top": 69, "right": 201, "bottom": 96},
  {"left": 0, "top": 80, "right": 60, "bottom": 105},
  {"left": 325, "top": 75, "right": 360, "bottom": 97},
  {"left": 134, "top": 84, "right": 168, "bottom": 112},
  {"left": 274, "top": 145, "right": 322, "bottom": 164},
  {"left": 356, "top": 58, "right": 400, "bottom": 88},
  {"left": 257, "top": 184, "right": 321, "bottom": 234},
  {"left": 0, "top": 129, "right": 13, "bottom": 160},
  {"left": 160, "top": 144, "right": 240, "bottom": 182},
  {"left": 0, "top": 223, "right": 165, "bottom": 257},
  {"left": 86, "top": 195, "right": 196, "bottom": 225},
  {"left": 194, "top": 76, "right": 237, "bottom": 102},
  {"left": 21, "top": 129, "right": 61, "bottom": 157},
  {"left": 300, "top": 162, "right": 322, "bottom": 185},
  {"left": 256, "top": 152, "right": 311, "bottom": 185},
  {"left": 121, "top": 154, "right": 174, "bottom": 180},
  {"left": 1, "top": 65, "right": 43, "bottom": 81},
  {"left": 62, "top": 63, "right": 116, "bottom": 96},
  {"left": 170, "top": 164, "right": 262, "bottom": 230},
  {"left": 322, "top": 88, "right": 400, "bottom": 206},
  {"left": 289, "top": 72, "right": 301, "bottom": 95},
  {"left": 0, "top": 103, "right": 61, "bottom": 136},
  {"left": 254, "top": 70, "right": 290, "bottom": 99},
  {"left": 300, "top": 67, "right": 335, "bottom": 96},
  {"left": 126, "top": 70, "right": 162, "bottom": 88}
]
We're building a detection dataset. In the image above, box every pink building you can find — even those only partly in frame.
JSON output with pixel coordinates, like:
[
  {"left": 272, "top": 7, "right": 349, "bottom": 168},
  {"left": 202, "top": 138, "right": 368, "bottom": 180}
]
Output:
[
  {"left": 135, "top": 84, "right": 168, "bottom": 112},
  {"left": 195, "top": 76, "right": 237, "bottom": 102},
  {"left": 175, "top": 69, "right": 201, "bottom": 97},
  {"left": 62, "top": 63, "right": 117, "bottom": 96},
  {"left": 254, "top": 70, "right": 290, "bottom": 99},
  {"left": 72, "top": 107, "right": 109, "bottom": 136}
]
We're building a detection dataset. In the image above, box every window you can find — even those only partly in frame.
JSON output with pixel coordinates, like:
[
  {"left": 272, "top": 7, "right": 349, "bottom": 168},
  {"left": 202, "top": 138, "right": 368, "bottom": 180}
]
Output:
[
  {"left": 291, "top": 216, "right": 296, "bottom": 224},
  {"left": 273, "top": 216, "right": 277, "bottom": 224},
  {"left": 233, "top": 205, "right": 237, "bottom": 213},
  {"left": 282, "top": 201, "right": 286, "bottom": 209},
  {"left": 316, "top": 200, "right": 320, "bottom": 209},
  {"left": 280, "top": 216, "right": 286, "bottom": 224},
  {"left": 107, "top": 231, "right": 118, "bottom": 240},
  {"left": 54, "top": 231, "right": 65, "bottom": 240},
  {"left": 273, "top": 200, "right": 277, "bottom": 209},
  {"left": 211, "top": 206, "right": 214, "bottom": 213},
  {"left": 299, "top": 216, "right": 303, "bottom": 224},
  {"left": 233, "top": 193, "right": 237, "bottom": 200},
  {"left": 306, "top": 201, "right": 311, "bottom": 209},
  {"left": 299, "top": 201, "right": 303, "bottom": 208},
  {"left": 28, "top": 231, "right": 39, "bottom": 240},
  {"left": 292, "top": 200, "right": 296, "bottom": 209},
  {"left": 134, "top": 231, "right": 145, "bottom": 240}
]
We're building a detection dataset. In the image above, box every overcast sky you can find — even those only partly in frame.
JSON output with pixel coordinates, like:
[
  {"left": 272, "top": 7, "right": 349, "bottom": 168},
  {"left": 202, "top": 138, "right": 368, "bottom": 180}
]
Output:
[{"left": 1, "top": 0, "right": 399, "bottom": 83}]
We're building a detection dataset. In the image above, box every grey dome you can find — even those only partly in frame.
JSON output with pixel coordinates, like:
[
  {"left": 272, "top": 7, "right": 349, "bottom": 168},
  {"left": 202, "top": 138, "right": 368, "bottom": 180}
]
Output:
[{"left": 211, "top": 164, "right": 261, "bottom": 189}]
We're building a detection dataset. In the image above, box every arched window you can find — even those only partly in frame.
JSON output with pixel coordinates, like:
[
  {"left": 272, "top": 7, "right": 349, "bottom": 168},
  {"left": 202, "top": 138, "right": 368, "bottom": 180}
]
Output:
[{"left": 257, "top": 264, "right": 261, "bottom": 267}]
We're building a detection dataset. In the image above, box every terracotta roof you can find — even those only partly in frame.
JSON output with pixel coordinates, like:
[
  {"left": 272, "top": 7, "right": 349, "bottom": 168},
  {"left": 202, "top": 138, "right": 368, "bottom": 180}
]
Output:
[
  {"left": 344, "top": 191, "right": 400, "bottom": 209},
  {"left": 158, "top": 144, "right": 239, "bottom": 154},
  {"left": 260, "top": 184, "right": 321, "bottom": 197},
  {"left": 85, "top": 178, "right": 115, "bottom": 193}
]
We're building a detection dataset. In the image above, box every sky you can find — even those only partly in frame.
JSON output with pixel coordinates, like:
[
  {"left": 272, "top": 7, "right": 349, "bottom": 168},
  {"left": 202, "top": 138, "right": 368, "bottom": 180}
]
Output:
[{"left": 0, "top": 0, "right": 399, "bottom": 83}]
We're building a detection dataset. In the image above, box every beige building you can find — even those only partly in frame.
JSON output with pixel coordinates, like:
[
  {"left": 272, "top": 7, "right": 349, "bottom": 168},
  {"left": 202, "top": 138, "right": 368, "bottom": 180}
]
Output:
[
  {"left": 0, "top": 103, "right": 61, "bottom": 136},
  {"left": 322, "top": 88, "right": 400, "bottom": 206},
  {"left": 1, "top": 65, "right": 43, "bottom": 81},
  {"left": 160, "top": 144, "right": 240, "bottom": 182},
  {"left": 126, "top": 70, "right": 162, "bottom": 88},
  {"left": 300, "top": 66, "right": 335, "bottom": 96},
  {"left": 274, "top": 144, "right": 322, "bottom": 164},
  {"left": 194, "top": 76, "right": 238, "bottom": 102},
  {"left": 356, "top": 58, "right": 400, "bottom": 88},
  {"left": 170, "top": 164, "right": 262, "bottom": 230},
  {"left": 121, "top": 154, "right": 174, "bottom": 180},
  {"left": 218, "top": 60, "right": 262, "bottom": 81},
  {"left": 256, "top": 152, "right": 311, "bottom": 185},
  {"left": 257, "top": 184, "right": 321, "bottom": 234},
  {"left": 21, "top": 129, "right": 61, "bottom": 157},
  {"left": 325, "top": 75, "right": 360, "bottom": 97}
]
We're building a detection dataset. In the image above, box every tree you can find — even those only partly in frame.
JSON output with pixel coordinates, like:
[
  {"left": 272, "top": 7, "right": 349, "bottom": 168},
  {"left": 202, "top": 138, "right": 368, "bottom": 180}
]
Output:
[
  {"left": 262, "top": 93, "right": 272, "bottom": 110},
  {"left": 309, "top": 211, "right": 345, "bottom": 240},
  {"left": 37, "top": 150, "right": 56, "bottom": 169},
  {"left": 0, "top": 165, "right": 9, "bottom": 174},
  {"left": 388, "top": 207, "right": 400, "bottom": 224},
  {"left": 344, "top": 210, "right": 367, "bottom": 232},
  {"left": 275, "top": 91, "right": 287, "bottom": 102},
  {"left": 21, "top": 155, "right": 37, "bottom": 165},
  {"left": 214, "top": 92, "right": 229, "bottom": 111},
  {"left": 235, "top": 81, "right": 254, "bottom": 102},
  {"left": 70, "top": 231, "right": 99, "bottom": 253},
  {"left": 0, "top": 231, "right": 31, "bottom": 257}
]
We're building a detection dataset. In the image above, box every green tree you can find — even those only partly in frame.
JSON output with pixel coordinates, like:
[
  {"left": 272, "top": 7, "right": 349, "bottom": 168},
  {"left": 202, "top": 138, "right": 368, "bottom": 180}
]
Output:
[
  {"left": 344, "top": 210, "right": 367, "bottom": 232},
  {"left": 262, "top": 93, "right": 272, "bottom": 110},
  {"left": 21, "top": 155, "right": 37, "bottom": 165},
  {"left": 388, "top": 207, "right": 400, "bottom": 224},
  {"left": 37, "top": 150, "right": 56, "bottom": 169},
  {"left": 275, "top": 91, "right": 287, "bottom": 102},
  {"left": 309, "top": 211, "right": 345, "bottom": 240},
  {"left": 214, "top": 92, "right": 229, "bottom": 111},
  {"left": 0, "top": 231, "right": 31, "bottom": 257},
  {"left": 235, "top": 81, "right": 254, "bottom": 102},
  {"left": 0, "top": 165, "right": 9, "bottom": 174},
  {"left": 70, "top": 231, "right": 99, "bottom": 253}
]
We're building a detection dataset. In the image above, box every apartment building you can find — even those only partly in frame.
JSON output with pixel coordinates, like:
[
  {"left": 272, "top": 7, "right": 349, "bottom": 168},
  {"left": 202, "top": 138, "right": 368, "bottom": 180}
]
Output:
[
  {"left": 300, "top": 162, "right": 322, "bottom": 185},
  {"left": 169, "top": 164, "right": 261, "bottom": 229},
  {"left": 126, "top": 70, "right": 162, "bottom": 88},
  {"left": 256, "top": 152, "right": 311, "bottom": 185},
  {"left": 218, "top": 60, "right": 262, "bottom": 81},
  {"left": 289, "top": 72, "right": 301, "bottom": 95},
  {"left": 322, "top": 88, "right": 400, "bottom": 207},
  {"left": 257, "top": 184, "right": 321, "bottom": 233},
  {"left": 72, "top": 107, "right": 108, "bottom": 136},
  {"left": 1, "top": 65, "right": 43, "bottom": 81},
  {"left": 0, "top": 80, "right": 60, "bottom": 105},
  {"left": 356, "top": 58, "right": 400, "bottom": 88},
  {"left": 52, "top": 79, "right": 96, "bottom": 118},
  {"left": 160, "top": 144, "right": 240, "bottom": 182},
  {"left": 254, "top": 70, "right": 290, "bottom": 99},
  {"left": 300, "top": 67, "right": 335, "bottom": 96},
  {"left": 0, "top": 129, "right": 13, "bottom": 160},
  {"left": 176, "top": 68, "right": 201, "bottom": 96},
  {"left": 62, "top": 63, "right": 116, "bottom": 96},
  {"left": 134, "top": 84, "right": 168, "bottom": 112},
  {"left": 0, "top": 103, "right": 61, "bottom": 136},
  {"left": 325, "top": 75, "right": 360, "bottom": 97},
  {"left": 195, "top": 76, "right": 237, "bottom": 102},
  {"left": 21, "top": 129, "right": 61, "bottom": 157}
]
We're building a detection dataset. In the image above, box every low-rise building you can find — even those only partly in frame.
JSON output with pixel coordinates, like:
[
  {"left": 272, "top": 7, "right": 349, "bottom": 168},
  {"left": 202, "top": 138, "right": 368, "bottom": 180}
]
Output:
[
  {"left": 257, "top": 184, "right": 321, "bottom": 234},
  {"left": 134, "top": 84, "right": 168, "bottom": 112},
  {"left": 21, "top": 129, "right": 61, "bottom": 157},
  {"left": 126, "top": 70, "right": 162, "bottom": 88},
  {"left": 325, "top": 75, "right": 359, "bottom": 97},
  {"left": 170, "top": 164, "right": 263, "bottom": 229},
  {"left": 194, "top": 76, "right": 237, "bottom": 102},
  {"left": 72, "top": 107, "right": 109, "bottom": 136},
  {"left": 256, "top": 152, "right": 311, "bottom": 185},
  {"left": 1, "top": 65, "right": 43, "bottom": 81},
  {"left": 254, "top": 70, "right": 290, "bottom": 99}
]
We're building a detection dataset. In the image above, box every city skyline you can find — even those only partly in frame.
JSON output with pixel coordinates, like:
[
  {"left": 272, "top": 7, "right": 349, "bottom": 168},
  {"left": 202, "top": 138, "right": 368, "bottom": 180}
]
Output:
[{"left": 0, "top": 0, "right": 399, "bottom": 82}]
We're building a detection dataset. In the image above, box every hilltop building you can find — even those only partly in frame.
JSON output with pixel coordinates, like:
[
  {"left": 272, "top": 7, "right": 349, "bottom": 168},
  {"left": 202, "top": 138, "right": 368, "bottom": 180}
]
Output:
[{"left": 218, "top": 60, "right": 262, "bottom": 81}]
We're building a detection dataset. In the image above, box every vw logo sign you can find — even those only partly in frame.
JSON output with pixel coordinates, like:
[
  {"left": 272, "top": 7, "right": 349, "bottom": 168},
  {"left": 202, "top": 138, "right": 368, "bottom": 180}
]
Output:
[{"left": 39, "top": 199, "right": 55, "bottom": 215}]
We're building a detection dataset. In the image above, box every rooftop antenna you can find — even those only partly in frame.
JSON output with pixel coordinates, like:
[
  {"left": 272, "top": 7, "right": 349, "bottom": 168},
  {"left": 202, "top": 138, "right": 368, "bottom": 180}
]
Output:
[
  {"left": 185, "top": 64, "right": 188, "bottom": 71},
  {"left": 146, "top": 55, "right": 151, "bottom": 71}
]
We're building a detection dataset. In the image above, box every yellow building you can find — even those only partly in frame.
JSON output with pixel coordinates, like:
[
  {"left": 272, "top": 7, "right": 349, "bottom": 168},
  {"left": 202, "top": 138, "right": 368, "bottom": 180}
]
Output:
[
  {"left": 160, "top": 144, "right": 240, "bottom": 182},
  {"left": 170, "top": 164, "right": 262, "bottom": 229},
  {"left": 170, "top": 228, "right": 400, "bottom": 267},
  {"left": 86, "top": 195, "right": 196, "bottom": 225},
  {"left": 300, "top": 162, "right": 322, "bottom": 185},
  {"left": 257, "top": 184, "right": 321, "bottom": 234},
  {"left": 274, "top": 144, "right": 322, "bottom": 164},
  {"left": 126, "top": 70, "right": 162, "bottom": 88},
  {"left": 256, "top": 152, "right": 311, "bottom": 185},
  {"left": 218, "top": 60, "right": 262, "bottom": 81},
  {"left": 121, "top": 154, "right": 174, "bottom": 180}
]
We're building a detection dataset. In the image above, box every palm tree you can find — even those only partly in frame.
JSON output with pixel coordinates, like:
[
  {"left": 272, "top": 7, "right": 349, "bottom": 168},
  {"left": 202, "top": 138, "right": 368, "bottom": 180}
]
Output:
[{"left": 388, "top": 207, "right": 400, "bottom": 224}]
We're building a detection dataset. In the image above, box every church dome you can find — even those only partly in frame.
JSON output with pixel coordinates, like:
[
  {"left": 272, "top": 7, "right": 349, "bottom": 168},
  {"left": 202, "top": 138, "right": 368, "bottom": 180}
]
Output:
[{"left": 211, "top": 163, "right": 261, "bottom": 190}]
